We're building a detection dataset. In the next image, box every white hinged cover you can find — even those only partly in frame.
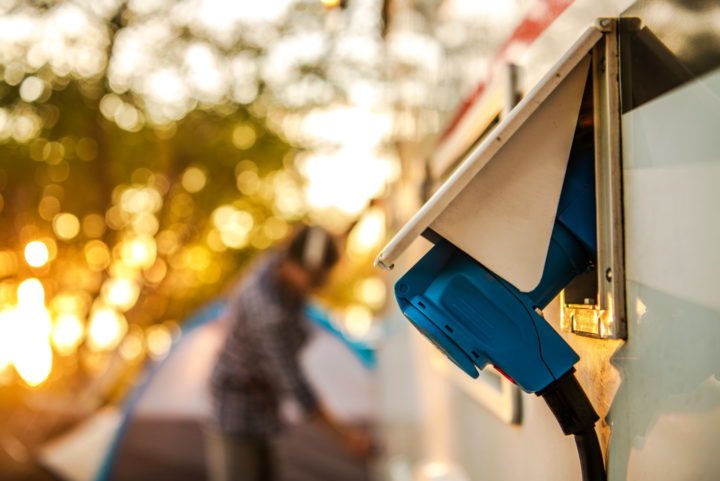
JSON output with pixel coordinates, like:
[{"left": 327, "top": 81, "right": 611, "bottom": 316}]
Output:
[{"left": 376, "top": 26, "right": 601, "bottom": 292}]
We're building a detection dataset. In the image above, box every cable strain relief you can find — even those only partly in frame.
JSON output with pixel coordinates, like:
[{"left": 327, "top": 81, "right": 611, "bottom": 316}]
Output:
[{"left": 537, "top": 369, "right": 600, "bottom": 435}]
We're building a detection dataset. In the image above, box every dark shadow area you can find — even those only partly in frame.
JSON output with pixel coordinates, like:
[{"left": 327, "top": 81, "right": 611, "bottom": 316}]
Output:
[
  {"left": 108, "top": 418, "right": 371, "bottom": 481},
  {"left": 620, "top": 0, "right": 720, "bottom": 112}
]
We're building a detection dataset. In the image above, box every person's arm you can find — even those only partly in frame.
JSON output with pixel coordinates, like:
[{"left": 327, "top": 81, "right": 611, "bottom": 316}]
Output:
[
  {"left": 248, "top": 302, "right": 372, "bottom": 458},
  {"left": 254, "top": 323, "right": 318, "bottom": 412},
  {"left": 312, "top": 404, "right": 373, "bottom": 459}
]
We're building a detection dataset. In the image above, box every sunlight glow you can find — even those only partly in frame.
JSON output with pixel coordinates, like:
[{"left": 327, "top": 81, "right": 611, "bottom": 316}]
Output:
[
  {"left": 346, "top": 207, "right": 386, "bottom": 258},
  {"left": 294, "top": 105, "right": 398, "bottom": 217},
  {"left": 181, "top": 167, "right": 207, "bottom": 193},
  {"left": 53, "top": 212, "right": 81, "bottom": 240},
  {"left": 25, "top": 240, "right": 50, "bottom": 267},
  {"left": 232, "top": 124, "right": 257, "bottom": 150},
  {"left": 87, "top": 307, "right": 127, "bottom": 351},
  {"left": 145, "top": 68, "right": 188, "bottom": 106},
  {"left": 102, "top": 277, "right": 141, "bottom": 312},
  {"left": 19, "top": 76, "right": 44, "bottom": 102},
  {"left": 184, "top": 42, "right": 227, "bottom": 102},
  {"left": 195, "top": 0, "right": 294, "bottom": 30},
  {"left": 212, "top": 205, "right": 254, "bottom": 249},
  {"left": 146, "top": 323, "right": 173, "bottom": 359},
  {"left": 18, "top": 278, "right": 46, "bottom": 307},
  {"left": 120, "top": 186, "right": 163, "bottom": 214},
  {"left": 14, "top": 333, "right": 53, "bottom": 387},
  {"left": 84, "top": 240, "right": 111, "bottom": 271},
  {"left": 12, "top": 279, "right": 53, "bottom": 386},
  {"left": 356, "top": 276, "right": 386, "bottom": 308},
  {"left": 345, "top": 304, "right": 373, "bottom": 339},
  {"left": 0, "top": 309, "right": 15, "bottom": 371},
  {"left": 298, "top": 106, "right": 392, "bottom": 148},
  {"left": 121, "top": 236, "right": 157, "bottom": 269},
  {"left": 119, "top": 326, "right": 145, "bottom": 362},
  {"left": 51, "top": 313, "right": 84, "bottom": 356},
  {"left": 300, "top": 151, "right": 397, "bottom": 216},
  {"left": 0, "top": 0, "right": 405, "bottom": 390}
]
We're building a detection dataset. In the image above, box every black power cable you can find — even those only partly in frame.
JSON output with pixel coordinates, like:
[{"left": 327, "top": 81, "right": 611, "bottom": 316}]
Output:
[
  {"left": 573, "top": 427, "right": 606, "bottom": 481},
  {"left": 538, "top": 369, "right": 606, "bottom": 481}
]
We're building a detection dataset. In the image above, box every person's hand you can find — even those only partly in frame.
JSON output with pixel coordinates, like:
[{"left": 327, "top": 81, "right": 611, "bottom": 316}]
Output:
[
  {"left": 314, "top": 404, "right": 374, "bottom": 460},
  {"left": 340, "top": 426, "right": 373, "bottom": 460}
]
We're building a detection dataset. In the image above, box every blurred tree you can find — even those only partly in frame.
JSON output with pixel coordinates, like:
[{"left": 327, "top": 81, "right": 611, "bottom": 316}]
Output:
[
  {"left": 0, "top": 0, "right": 330, "bottom": 411},
  {"left": 0, "top": 0, "right": 395, "bottom": 410}
]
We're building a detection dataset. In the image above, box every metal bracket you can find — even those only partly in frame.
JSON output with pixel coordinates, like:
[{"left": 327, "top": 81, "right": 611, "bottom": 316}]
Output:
[{"left": 563, "top": 18, "right": 627, "bottom": 340}]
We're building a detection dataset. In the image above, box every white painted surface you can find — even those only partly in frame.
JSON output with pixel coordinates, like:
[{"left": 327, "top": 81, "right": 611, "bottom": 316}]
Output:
[
  {"left": 608, "top": 280, "right": 720, "bottom": 481},
  {"left": 433, "top": 57, "right": 590, "bottom": 291},
  {"left": 623, "top": 68, "right": 720, "bottom": 312},
  {"left": 610, "top": 67, "right": 720, "bottom": 480},
  {"left": 621, "top": 69, "right": 720, "bottom": 169},
  {"left": 623, "top": 162, "right": 720, "bottom": 311}
]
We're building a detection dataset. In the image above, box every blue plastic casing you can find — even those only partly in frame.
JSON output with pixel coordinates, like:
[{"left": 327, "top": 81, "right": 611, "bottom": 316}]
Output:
[{"left": 394, "top": 146, "right": 596, "bottom": 393}]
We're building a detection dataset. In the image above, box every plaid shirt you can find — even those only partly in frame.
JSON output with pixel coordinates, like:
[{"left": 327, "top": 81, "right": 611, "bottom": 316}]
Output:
[{"left": 210, "top": 253, "right": 319, "bottom": 436}]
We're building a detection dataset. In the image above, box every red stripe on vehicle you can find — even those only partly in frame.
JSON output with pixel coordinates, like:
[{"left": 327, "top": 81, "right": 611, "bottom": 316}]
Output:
[{"left": 440, "top": 0, "right": 576, "bottom": 142}]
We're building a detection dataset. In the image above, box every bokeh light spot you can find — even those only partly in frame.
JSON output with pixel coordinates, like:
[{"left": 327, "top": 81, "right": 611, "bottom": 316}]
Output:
[
  {"left": 119, "top": 326, "right": 145, "bottom": 361},
  {"left": 53, "top": 212, "right": 81, "bottom": 240},
  {"left": 51, "top": 313, "right": 84, "bottom": 356},
  {"left": 232, "top": 123, "right": 256, "bottom": 150},
  {"left": 17, "top": 278, "right": 45, "bottom": 307},
  {"left": 236, "top": 169, "right": 260, "bottom": 196},
  {"left": 25, "top": 241, "right": 50, "bottom": 268},
  {"left": 84, "top": 240, "right": 111, "bottom": 271},
  {"left": 356, "top": 276, "right": 386, "bottom": 308},
  {"left": 38, "top": 195, "right": 61, "bottom": 221},
  {"left": 82, "top": 213, "right": 107, "bottom": 238},
  {"left": 345, "top": 304, "right": 373, "bottom": 339},
  {"left": 346, "top": 207, "right": 386, "bottom": 259},
  {"left": 147, "top": 324, "right": 173, "bottom": 359},
  {"left": 121, "top": 236, "right": 157, "bottom": 268},
  {"left": 102, "top": 277, "right": 140, "bottom": 312},
  {"left": 0, "top": 251, "right": 18, "bottom": 278},
  {"left": 181, "top": 166, "right": 207, "bottom": 193},
  {"left": 19, "top": 76, "right": 45, "bottom": 102},
  {"left": 87, "top": 307, "right": 127, "bottom": 351}
]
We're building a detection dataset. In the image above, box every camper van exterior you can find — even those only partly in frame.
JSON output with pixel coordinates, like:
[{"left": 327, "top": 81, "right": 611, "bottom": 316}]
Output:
[{"left": 379, "top": 1, "right": 720, "bottom": 480}]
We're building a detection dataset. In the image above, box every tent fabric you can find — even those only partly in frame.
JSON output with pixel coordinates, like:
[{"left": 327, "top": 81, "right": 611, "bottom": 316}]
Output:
[
  {"left": 39, "top": 301, "right": 377, "bottom": 481},
  {"left": 37, "top": 408, "right": 122, "bottom": 481}
]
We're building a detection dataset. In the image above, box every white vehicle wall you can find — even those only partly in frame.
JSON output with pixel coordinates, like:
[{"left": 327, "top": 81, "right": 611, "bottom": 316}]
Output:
[{"left": 378, "top": 1, "right": 720, "bottom": 480}]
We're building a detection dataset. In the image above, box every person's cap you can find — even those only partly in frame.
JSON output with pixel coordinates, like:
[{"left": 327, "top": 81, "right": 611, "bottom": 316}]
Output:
[{"left": 286, "top": 225, "right": 339, "bottom": 273}]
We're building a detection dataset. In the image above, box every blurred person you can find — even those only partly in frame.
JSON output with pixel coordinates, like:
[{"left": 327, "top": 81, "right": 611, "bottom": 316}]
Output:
[{"left": 207, "top": 225, "right": 371, "bottom": 481}]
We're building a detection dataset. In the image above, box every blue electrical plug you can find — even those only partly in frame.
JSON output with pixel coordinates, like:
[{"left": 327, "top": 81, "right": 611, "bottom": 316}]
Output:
[
  {"left": 395, "top": 238, "right": 581, "bottom": 392},
  {"left": 395, "top": 147, "right": 596, "bottom": 393}
]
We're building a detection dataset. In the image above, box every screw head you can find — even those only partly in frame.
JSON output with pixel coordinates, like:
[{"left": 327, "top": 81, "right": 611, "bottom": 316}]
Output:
[{"left": 606, "top": 268, "right": 613, "bottom": 281}]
